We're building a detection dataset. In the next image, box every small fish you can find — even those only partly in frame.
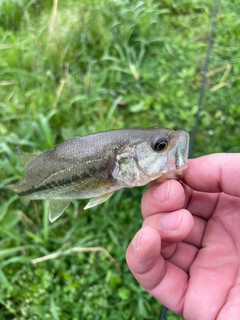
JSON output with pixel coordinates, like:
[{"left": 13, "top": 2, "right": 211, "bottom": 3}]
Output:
[{"left": 7, "top": 128, "right": 189, "bottom": 222}]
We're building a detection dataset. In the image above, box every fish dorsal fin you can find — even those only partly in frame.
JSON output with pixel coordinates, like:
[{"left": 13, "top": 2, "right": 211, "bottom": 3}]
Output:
[
  {"left": 15, "top": 146, "right": 38, "bottom": 168},
  {"left": 48, "top": 200, "right": 71, "bottom": 222},
  {"left": 84, "top": 192, "right": 114, "bottom": 210}
]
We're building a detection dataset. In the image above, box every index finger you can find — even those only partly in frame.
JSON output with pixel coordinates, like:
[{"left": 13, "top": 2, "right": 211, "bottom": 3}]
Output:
[{"left": 184, "top": 153, "right": 240, "bottom": 197}]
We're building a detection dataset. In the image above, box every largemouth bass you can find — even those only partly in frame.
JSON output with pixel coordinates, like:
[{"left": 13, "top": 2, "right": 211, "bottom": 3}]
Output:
[{"left": 8, "top": 128, "right": 189, "bottom": 222}]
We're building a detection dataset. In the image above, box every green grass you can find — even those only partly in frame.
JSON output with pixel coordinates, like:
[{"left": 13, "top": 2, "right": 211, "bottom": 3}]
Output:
[{"left": 0, "top": 0, "right": 239, "bottom": 319}]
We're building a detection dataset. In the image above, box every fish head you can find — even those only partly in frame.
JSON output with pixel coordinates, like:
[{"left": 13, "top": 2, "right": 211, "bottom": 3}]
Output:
[{"left": 134, "top": 128, "right": 189, "bottom": 183}]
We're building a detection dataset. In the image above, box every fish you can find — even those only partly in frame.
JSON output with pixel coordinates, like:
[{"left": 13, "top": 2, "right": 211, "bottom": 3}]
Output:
[{"left": 7, "top": 128, "right": 189, "bottom": 222}]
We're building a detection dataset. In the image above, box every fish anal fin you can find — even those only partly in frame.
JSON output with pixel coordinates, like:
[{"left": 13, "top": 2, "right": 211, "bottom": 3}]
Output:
[
  {"left": 15, "top": 146, "right": 38, "bottom": 168},
  {"left": 84, "top": 192, "right": 114, "bottom": 210},
  {"left": 48, "top": 200, "right": 71, "bottom": 223}
]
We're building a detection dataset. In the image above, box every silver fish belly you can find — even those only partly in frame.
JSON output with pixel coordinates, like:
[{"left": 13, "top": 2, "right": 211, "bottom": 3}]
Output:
[{"left": 8, "top": 128, "right": 189, "bottom": 222}]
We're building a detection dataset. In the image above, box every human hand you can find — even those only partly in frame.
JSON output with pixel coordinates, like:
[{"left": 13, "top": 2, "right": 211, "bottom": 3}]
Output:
[{"left": 126, "top": 154, "right": 240, "bottom": 319}]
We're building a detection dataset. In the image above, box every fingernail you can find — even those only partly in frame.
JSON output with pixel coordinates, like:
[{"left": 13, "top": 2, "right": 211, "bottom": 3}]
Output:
[
  {"left": 160, "top": 211, "right": 182, "bottom": 231},
  {"left": 153, "top": 180, "right": 171, "bottom": 203},
  {"left": 131, "top": 229, "right": 143, "bottom": 250}
]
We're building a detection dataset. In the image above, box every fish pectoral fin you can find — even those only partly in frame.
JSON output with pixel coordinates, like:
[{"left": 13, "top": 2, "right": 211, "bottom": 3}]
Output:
[
  {"left": 48, "top": 200, "right": 71, "bottom": 223},
  {"left": 84, "top": 192, "right": 114, "bottom": 210}
]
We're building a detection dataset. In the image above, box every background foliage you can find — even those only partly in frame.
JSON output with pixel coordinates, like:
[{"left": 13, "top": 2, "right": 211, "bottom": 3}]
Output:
[{"left": 0, "top": 0, "right": 239, "bottom": 319}]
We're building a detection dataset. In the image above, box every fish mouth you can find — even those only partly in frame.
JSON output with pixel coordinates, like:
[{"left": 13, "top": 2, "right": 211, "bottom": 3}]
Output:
[
  {"left": 165, "top": 131, "right": 189, "bottom": 180},
  {"left": 175, "top": 140, "right": 188, "bottom": 170}
]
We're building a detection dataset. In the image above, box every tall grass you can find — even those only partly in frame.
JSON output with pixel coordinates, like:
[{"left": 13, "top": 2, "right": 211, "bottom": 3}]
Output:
[{"left": 0, "top": 0, "right": 239, "bottom": 319}]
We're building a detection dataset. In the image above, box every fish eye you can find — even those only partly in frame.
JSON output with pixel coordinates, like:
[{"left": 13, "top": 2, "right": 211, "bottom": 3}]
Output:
[{"left": 151, "top": 137, "right": 168, "bottom": 152}]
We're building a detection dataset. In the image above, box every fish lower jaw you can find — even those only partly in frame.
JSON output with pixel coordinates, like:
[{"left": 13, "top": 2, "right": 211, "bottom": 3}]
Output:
[{"left": 154, "top": 167, "right": 186, "bottom": 183}]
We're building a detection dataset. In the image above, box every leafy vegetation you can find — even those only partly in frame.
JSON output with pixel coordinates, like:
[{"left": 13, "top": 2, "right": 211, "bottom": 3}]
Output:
[{"left": 0, "top": 0, "right": 239, "bottom": 319}]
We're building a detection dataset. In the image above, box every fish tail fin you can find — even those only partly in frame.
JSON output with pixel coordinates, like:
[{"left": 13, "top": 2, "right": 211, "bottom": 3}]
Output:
[
  {"left": 5, "top": 182, "right": 21, "bottom": 194},
  {"left": 5, "top": 183, "right": 30, "bottom": 206},
  {"left": 5, "top": 183, "right": 18, "bottom": 195}
]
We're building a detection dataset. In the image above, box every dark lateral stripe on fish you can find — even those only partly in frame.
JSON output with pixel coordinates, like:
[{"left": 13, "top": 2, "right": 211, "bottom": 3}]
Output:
[{"left": 18, "top": 175, "right": 83, "bottom": 197}]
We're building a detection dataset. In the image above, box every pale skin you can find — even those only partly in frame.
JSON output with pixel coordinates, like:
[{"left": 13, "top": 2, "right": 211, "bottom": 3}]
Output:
[{"left": 126, "top": 154, "right": 240, "bottom": 320}]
